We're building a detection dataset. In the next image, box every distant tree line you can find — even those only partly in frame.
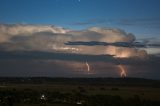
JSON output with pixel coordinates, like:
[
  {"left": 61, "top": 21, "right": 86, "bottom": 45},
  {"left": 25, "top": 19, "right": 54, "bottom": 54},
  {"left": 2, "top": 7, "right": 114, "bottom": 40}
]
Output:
[{"left": 0, "top": 77, "right": 160, "bottom": 88}]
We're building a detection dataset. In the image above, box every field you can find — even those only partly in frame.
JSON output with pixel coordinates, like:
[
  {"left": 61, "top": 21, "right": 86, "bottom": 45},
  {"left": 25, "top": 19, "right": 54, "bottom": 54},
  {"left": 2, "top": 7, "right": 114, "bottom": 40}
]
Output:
[{"left": 0, "top": 78, "right": 160, "bottom": 106}]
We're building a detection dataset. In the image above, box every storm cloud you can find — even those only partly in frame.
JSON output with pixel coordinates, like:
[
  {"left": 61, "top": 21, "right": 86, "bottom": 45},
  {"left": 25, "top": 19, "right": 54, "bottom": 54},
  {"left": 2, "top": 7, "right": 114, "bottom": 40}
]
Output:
[
  {"left": 0, "top": 24, "right": 159, "bottom": 78},
  {"left": 0, "top": 24, "right": 148, "bottom": 58}
]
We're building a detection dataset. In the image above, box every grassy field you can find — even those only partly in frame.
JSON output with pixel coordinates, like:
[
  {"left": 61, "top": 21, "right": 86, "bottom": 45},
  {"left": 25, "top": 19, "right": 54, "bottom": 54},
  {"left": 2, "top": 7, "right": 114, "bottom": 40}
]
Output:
[
  {"left": 0, "top": 78, "right": 160, "bottom": 106},
  {"left": 1, "top": 84, "right": 160, "bottom": 100}
]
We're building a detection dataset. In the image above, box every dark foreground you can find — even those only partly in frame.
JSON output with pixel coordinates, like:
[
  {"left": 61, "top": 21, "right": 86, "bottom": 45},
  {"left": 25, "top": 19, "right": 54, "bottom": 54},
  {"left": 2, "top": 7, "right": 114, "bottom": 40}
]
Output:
[{"left": 0, "top": 77, "right": 160, "bottom": 106}]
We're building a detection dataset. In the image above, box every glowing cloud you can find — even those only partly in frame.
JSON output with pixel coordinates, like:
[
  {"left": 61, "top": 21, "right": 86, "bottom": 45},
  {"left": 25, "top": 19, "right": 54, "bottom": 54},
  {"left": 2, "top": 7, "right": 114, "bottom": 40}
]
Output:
[{"left": 106, "top": 46, "right": 147, "bottom": 59}]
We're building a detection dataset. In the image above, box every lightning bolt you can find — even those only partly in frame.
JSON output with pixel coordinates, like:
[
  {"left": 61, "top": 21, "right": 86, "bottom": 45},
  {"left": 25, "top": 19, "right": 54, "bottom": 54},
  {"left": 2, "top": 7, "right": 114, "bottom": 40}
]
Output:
[
  {"left": 118, "top": 65, "right": 127, "bottom": 78},
  {"left": 85, "top": 61, "right": 90, "bottom": 72}
]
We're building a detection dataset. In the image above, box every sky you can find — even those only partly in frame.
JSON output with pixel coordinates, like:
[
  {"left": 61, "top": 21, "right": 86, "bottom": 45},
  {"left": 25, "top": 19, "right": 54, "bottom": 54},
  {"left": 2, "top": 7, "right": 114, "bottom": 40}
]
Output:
[
  {"left": 0, "top": 0, "right": 160, "bottom": 38},
  {"left": 0, "top": 0, "right": 160, "bottom": 79}
]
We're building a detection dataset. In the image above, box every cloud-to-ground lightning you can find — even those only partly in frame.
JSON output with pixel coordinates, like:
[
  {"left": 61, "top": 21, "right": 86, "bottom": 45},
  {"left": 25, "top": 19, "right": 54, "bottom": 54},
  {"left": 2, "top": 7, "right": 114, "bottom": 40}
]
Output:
[
  {"left": 85, "top": 61, "right": 90, "bottom": 72},
  {"left": 118, "top": 65, "right": 127, "bottom": 78}
]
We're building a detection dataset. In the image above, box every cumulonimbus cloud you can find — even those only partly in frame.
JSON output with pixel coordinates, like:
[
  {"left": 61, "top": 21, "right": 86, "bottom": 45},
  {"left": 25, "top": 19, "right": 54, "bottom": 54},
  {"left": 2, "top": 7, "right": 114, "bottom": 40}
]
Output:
[{"left": 0, "top": 24, "right": 148, "bottom": 58}]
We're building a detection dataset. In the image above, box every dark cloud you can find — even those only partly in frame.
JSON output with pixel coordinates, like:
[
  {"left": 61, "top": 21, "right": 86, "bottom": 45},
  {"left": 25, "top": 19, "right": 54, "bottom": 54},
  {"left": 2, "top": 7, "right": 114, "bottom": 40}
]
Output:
[
  {"left": 65, "top": 41, "right": 146, "bottom": 48},
  {"left": 0, "top": 60, "right": 119, "bottom": 77},
  {"left": 72, "top": 17, "right": 160, "bottom": 29},
  {"left": 118, "top": 17, "right": 160, "bottom": 28},
  {"left": 0, "top": 51, "right": 115, "bottom": 63},
  {"left": 0, "top": 55, "right": 159, "bottom": 78},
  {"left": 72, "top": 18, "right": 107, "bottom": 26}
]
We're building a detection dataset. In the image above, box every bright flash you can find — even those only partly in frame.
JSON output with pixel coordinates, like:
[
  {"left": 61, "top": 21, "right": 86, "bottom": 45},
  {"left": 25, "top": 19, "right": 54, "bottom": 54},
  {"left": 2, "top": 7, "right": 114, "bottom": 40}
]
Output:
[
  {"left": 85, "top": 61, "right": 90, "bottom": 72},
  {"left": 52, "top": 45, "right": 80, "bottom": 52},
  {"left": 118, "top": 65, "right": 127, "bottom": 78}
]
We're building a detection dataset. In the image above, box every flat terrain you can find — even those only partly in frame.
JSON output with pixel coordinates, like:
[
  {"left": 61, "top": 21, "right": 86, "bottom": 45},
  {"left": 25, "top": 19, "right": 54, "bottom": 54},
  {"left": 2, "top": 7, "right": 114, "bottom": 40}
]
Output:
[{"left": 0, "top": 78, "right": 160, "bottom": 106}]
